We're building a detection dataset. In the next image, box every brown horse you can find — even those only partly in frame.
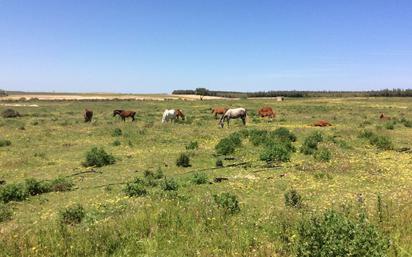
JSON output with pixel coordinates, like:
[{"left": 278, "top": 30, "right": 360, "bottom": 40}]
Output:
[
  {"left": 257, "top": 107, "right": 275, "bottom": 119},
  {"left": 379, "top": 113, "right": 391, "bottom": 121},
  {"left": 84, "top": 109, "right": 93, "bottom": 122},
  {"left": 175, "top": 109, "right": 185, "bottom": 120},
  {"left": 313, "top": 120, "right": 332, "bottom": 127},
  {"left": 211, "top": 107, "right": 227, "bottom": 118},
  {"left": 113, "top": 109, "right": 136, "bottom": 122}
]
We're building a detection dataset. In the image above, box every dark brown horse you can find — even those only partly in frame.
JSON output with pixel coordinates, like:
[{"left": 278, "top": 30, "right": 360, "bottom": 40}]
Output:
[
  {"left": 84, "top": 109, "right": 93, "bottom": 122},
  {"left": 113, "top": 109, "right": 136, "bottom": 122}
]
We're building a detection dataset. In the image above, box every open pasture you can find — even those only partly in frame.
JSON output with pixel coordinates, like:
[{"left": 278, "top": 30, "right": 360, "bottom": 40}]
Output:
[{"left": 0, "top": 97, "right": 411, "bottom": 256}]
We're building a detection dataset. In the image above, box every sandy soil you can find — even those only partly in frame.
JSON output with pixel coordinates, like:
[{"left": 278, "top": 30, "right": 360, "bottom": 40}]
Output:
[{"left": 0, "top": 94, "right": 226, "bottom": 101}]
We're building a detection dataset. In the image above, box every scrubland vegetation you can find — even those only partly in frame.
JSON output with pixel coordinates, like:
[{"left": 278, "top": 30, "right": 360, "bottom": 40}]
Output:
[{"left": 0, "top": 97, "right": 411, "bottom": 256}]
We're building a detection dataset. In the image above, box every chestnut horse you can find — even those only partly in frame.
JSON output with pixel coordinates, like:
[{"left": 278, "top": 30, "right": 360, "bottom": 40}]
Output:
[
  {"left": 84, "top": 109, "right": 93, "bottom": 122},
  {"left": 113, "top": 109, "right": 136, "bottom": 122},
  {"left": 211, "top": 107, "right": 228, "bottom": 118},
  {"left": 313, "top": 120, "right": 332, "bottom": 127},
  {"left": 380, "top": 113, "right": 391, "bottom": 121},
  {"left": 257, "top": 107, "right": 275, "bottom": 119}
]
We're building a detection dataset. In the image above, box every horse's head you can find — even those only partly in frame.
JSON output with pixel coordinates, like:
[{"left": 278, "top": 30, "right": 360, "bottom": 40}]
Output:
[
  {"left": 380, "top": 113, "right": 384, "bottom": 119},
  {"left": 113, "top": 110, "right": 122, "bottom": 117},
  {"left": 176, "top": 109, "right": 185, "bottom": 120}
]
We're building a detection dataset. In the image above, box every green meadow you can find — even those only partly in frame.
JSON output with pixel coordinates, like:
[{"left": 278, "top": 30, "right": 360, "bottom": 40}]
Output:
[{"left": 0, "top": 97, "right": 411, "bottom": 257}]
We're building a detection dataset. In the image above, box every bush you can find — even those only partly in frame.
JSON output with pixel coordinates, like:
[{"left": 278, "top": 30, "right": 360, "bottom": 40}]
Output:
[
  {"left": 191, "top": 172, "right": 208, "bottom": 185},
  {"left": 370, "top": 135, "right": 393, "bottom": 150},
  {"left": 284, "top": 189, "right": 303, "bottom": 208},
  {"left": 384, "top": 121, "right": 395, "bottom": 130},
  {"left": 49, "top": 177, "right": 74, "bottom": 192},
  {"left": 0, "top": 183, "right": 28, "bottom": 203},
  {"left": 359, "top": 130, "right": 392, "bottom": 150},
  {"left": 215, "top": 159, "right": 223, "bottom": 167},
  {"left": 185, "top": 141, "right": 199, "bottom": 150},
  {"left": 0, "top": 139, "right": 11, "bottom": 147},
  {"left": 400, "top": 117, "right": 412, "bottom": 128},
  {"left": 301, "top": 131, "right": 323, "bottom": 155},
  {"left": 0, "top": 203, "right": 12, "bottom": 222},
  {"left": 25, "top": 178, "right": 51, "bottom": 196},
  {"left": 59, "top": 204, "right": 86, "bottom": 225},
  {"left": 1, "top": 109, "right": 20, "bottom": 118},
  {"left": 213, "top": 192, "right": 240, "bottom": 215},
  {"left": 124, "top": 180, "right": 147, "bottom": 197},
  {"left": 314, "top": 148, "right": 332, "bottom": 162},
  {"left": 112, "top": 128, "right": 122, "bottom": 136},
  {"left": 161, "top": 178, "right": 179, "bottom": 191},
  {"left": 112, "top": 139, "right": 121, "bottom": 146},
  {"left": 260, "top": 144, "right": 291, "bottom": 164},
  {"left": 273, "top": 127, "right": 297, "bottom": 142},
  {"left": 297, "top": 210, "right": 389, "bottom": 257},
  {"left": 83, "top": 147, "right": 115, "bottom": 167},
  {"left": 176, "top": 153, "right": 191, "bottom": 167},
  {"left": 215, "top": 132, "right": 242, "bottom": 155}
]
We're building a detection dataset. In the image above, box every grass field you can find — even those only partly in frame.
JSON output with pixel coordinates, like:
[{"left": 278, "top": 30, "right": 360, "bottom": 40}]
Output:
[{"left": 0, "top": 97, "right": 411, "bottom": 257}]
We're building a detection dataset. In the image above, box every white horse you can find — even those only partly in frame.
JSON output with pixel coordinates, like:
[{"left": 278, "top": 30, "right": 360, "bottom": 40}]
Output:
[
  {"left": 162, "top": 109, "right": 185, "bottom": 123},
  {"left": 219, "top": 108, "right": 247, "bottom": 128}
]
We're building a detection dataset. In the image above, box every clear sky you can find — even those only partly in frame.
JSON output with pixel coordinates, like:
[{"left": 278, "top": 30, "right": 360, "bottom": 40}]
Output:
[{"left": 1, "top": 0, "right": 411, "bottom": 93}]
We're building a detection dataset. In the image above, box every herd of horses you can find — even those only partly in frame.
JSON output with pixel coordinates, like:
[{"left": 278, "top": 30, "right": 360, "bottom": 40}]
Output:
[{"left": 83, "top": 107, "right": 391, "bottom": 128}]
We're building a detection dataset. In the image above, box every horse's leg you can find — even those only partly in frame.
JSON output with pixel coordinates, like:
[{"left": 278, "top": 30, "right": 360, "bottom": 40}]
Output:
[
  {"left": 242, "top": 116, "right": 246, "bottom": 125},
  {"left": 132, "top": 114, "right": 135, "bottom": 121}
]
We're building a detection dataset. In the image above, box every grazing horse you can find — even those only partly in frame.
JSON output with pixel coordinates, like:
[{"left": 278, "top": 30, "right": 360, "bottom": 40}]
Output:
[
  {"left": 162, "top": 109, "right": 185, "bottom": 123},
  {"left": 313, "top": 120, "right": 332, "bottom": 127},
  {"left": 380, "top": 113, "right": 391, "bottom": 121},
  {"left": 258, "top": 107, "right": 275, "bottom": 119},
  {"left": 211, "top": 107, "right": 228, "bottom": 118},
  {"left": 84, "top": 109, "right": 93, "bottom": 122},
  {"left": 113, "top": 109, "right": 136, "bottom": 122},
  {"left": 219, "top": 108, "right": 247, "bottom": 128}
]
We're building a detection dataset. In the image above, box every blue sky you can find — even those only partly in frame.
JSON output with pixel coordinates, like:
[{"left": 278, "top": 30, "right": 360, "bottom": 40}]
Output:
[{"left": 1, "top": 0, "right": 411, "bottom": 93}]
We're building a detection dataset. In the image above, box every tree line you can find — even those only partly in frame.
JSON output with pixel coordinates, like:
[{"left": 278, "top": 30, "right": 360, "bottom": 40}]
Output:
[{"left": 172, "top": 88, "right": 412, "bottom": 98}]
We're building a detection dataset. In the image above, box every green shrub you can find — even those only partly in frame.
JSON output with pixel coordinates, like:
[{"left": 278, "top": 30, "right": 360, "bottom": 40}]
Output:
[
  {"left": 273, "top": 127, "right": 297, "bottom": 142},
  {"left": 124, "top": 180, "right": 147, "bottom": 197},
  {"left": 0, "top": 183, "right": 28, "bottom": 203},
  {"left": 48, "top": 177, "right": 74, "bottom": 192},
  {"left": 112, "top": 139, "right": 121, "bottom": 146},
  {"left": 191, "top": 172, "right": 208, "bottom": 185},
  {"left": 213, "top": 192, "right": 240, "bottom": 215},
  {"left": 112, "top": 128, "right": 122, "bottom": 136},
  {"left": 83, "top": 147, "right": 115, "bottom": 167},
  {"left": 248, "top": 129, "right": 269, "bottom": 146},
  {"left": 161, "top": 178, "right": 179, "bottom": 191},
  {"left": 370, "top": 135, "right": 393, "bottom": 150},
  {"left": 25, "top": 178, "right": 51, "bottom": 196},
  {"left": 359, "top": 130, "right": 392, "bottom": 150},
  {"left": 215, "top": 132, "right": 242, "bottom": 155},
  {"left": 314, "top": 147, "right": 332, "bottom": 162},
  {"left": 215, "top": 159, "right": 223, "bottom": 167},
  {"left": 284, "top": 189, "right": 303, "bottom": 208},
  {"left": 384, "top": 121, "right": 395, "bottom": 130},
  {"left": 154, "top": 168, "right": 164, "bottom": 179},
  {"left": 359, "top": 130, "right": 375, "bottom": 139},
  {"left": 176, "top": 153, "right": 191, "bottom": 167},
  {"left": 400, "top": 117, "right": 412, "bottom": 128},
  {"left": 297, "top": 210, "right": 389, "bottom": 257},
  {"left": 185, "top": 141, "right": 198, "bottom": 150},
  {"left": 0, "top": 203, "right": 13, "bottom": 222},
  {"left": 260, "top": 144, "right": 291, "bottom": 164},
  {"left": 301, "top": 131, "right": 323, "bottom": 155},
  {"left": 59, "top": 204, "right": 86, "bottom": 225},
  {"left": 0, "top": 139, "right": 11, "bottom": 147}
]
